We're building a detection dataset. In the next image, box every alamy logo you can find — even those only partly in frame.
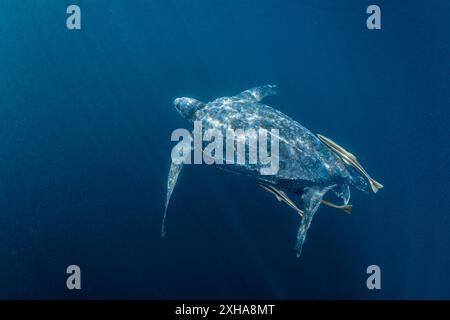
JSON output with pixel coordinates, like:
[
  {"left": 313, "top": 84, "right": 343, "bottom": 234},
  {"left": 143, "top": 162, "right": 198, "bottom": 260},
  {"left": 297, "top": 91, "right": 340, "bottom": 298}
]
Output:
[
  {"left": 171, "top": 121, "right": 280, "bottom": 175},
  {"left": 66, "top": 5, "right": 81, "bottom": 30},
  {"left": 366, "top": 5, "right": 381, "bottom": 30},
  {"left": 366, "top": 265, "right": 381, "bottom": 290},
  {"left": 66, "top": 265, "right": 81, "bottom": 290}
]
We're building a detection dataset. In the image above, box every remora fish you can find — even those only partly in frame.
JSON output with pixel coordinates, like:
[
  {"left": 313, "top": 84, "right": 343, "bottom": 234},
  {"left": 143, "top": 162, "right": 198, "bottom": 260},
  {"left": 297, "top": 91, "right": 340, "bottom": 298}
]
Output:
[{"left": 317, "top": 134, "right": 384, "bottom": 193}]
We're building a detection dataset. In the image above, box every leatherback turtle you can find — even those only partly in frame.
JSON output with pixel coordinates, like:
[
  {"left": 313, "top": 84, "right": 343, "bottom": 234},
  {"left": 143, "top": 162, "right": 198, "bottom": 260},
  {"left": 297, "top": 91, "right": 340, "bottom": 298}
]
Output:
[{"left": 163, "top": 85, "right": 383, "bottom": 257}]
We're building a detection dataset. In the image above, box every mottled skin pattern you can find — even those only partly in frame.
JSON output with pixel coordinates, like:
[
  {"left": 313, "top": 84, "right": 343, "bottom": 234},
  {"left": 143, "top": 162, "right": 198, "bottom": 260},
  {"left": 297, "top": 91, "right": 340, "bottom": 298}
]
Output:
[
  {"left": 169, "top": 85, "right": 369, "bottom": 257},
  {"left": 188, "top": 85, "right": 364, "bottom": 194}
]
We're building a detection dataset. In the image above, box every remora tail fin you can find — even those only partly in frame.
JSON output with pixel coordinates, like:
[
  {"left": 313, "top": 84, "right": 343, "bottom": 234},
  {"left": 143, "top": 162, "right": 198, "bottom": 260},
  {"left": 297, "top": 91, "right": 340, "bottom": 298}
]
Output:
[{"left": 369, "top": 179, "right": 384, "bottom": 194}]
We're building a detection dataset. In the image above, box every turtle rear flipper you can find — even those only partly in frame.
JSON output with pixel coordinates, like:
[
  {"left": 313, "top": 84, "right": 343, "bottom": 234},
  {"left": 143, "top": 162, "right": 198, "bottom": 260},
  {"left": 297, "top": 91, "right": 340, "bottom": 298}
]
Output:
[
  {"left": 332, "top": 184, "right": 351, "bottom": 205},
  {"left": 295, "top": 185, "right": 334, "bottom": 257}
]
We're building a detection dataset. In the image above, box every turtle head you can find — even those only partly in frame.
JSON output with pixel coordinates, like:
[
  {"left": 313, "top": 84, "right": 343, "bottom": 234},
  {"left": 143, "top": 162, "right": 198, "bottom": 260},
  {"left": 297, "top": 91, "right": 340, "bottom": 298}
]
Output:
[{"left": 174, "top": 97, "right": 205, "bottom": 121}]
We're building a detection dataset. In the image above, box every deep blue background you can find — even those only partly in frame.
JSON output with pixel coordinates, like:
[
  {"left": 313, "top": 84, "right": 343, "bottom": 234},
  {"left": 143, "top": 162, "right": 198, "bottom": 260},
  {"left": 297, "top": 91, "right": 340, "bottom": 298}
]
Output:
[{"left": 0, "top": 0, "right": 449, "bottom": 299}]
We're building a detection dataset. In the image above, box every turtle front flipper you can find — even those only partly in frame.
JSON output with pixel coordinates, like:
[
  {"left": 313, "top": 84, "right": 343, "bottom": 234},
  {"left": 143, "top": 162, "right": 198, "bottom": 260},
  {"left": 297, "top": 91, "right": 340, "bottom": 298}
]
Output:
[
  {"left": 162, "top": 161, "right": 184, "bottom": 237},
  {"left": 234, "top": 84, "right": 277, "bottom": 102},
  {"left": 162, "top": 135, "right": 192, "bottom": 237}
]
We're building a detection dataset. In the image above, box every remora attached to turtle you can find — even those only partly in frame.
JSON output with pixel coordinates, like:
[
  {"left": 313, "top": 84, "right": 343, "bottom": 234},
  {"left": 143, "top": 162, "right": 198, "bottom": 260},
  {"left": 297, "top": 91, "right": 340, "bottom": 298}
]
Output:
[{"left": 163, "top": 85, "right": 383, "bottom": 257}]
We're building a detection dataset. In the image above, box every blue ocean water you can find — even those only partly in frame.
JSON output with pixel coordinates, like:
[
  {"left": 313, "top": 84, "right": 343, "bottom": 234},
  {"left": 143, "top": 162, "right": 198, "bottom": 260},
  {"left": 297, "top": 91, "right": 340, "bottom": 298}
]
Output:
[{"left": 0, "top": 0, "right": 449, "bottom": 299}]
